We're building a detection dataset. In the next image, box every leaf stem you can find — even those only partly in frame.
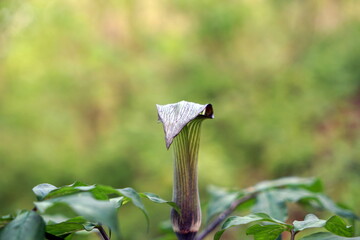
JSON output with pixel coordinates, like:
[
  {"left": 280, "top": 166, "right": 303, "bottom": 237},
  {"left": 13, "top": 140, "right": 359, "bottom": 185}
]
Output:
[
  {"left": 290, "top": 230, "right": 297, "bottom": 240},
  {"left": 195, "top": 192, "right": 258, "bottom": 240},
  {"left": 97, "top": 225, "right": 110, "bottom": 240}
]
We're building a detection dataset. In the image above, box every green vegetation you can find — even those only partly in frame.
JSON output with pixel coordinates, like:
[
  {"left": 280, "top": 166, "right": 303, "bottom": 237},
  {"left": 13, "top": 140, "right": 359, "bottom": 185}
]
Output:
[
  {"left": 0, "top": 177, "right": 359, "bottom": 239},
  {"left": 0, "top": 0, "right": 360, "bottom": 239}
]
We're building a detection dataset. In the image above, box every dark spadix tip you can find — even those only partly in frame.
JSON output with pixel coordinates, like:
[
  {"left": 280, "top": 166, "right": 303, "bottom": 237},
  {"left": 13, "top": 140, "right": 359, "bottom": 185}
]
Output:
[{"left": 157, "top": 101, "right": 214, "bottom": 149}]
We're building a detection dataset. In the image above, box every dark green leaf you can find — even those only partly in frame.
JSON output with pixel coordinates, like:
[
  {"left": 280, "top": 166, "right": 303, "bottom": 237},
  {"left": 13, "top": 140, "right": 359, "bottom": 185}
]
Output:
[
  {"left": 140, "top": 192, "right": 180, "bottom": 214},
  {"left": 35, "top": 193, "right": 120, "bottom": 238},
  {"left": 206, "top": 186, "right": 243, "bottom": 222},
  {"left": 45, "top": 185, "right": 83, "bottom": 199},
  {"left": 293, "top": 214, "right": 326, "bottom": 232},
  {"left": 214, "top": 213, "right": 291, "bottom": 240},
  {"left": 252, "top": 190, "right": 288, "bottom": 222},
  {"left": 0, "top": 215, "right": 13, "bottom": 228},
  {"left": 32, "top": 184, "right": 58, "bottom": 201},
  {"left": 325, "top": 216, "right": 354, "bottom": 237},
  {"left": 91, "top": 185, "right": 121, "bottom": 200},
  {"left": 300, "top": 232, "right": 360, "bottom": 240},
  {"left": 246, "top": 224, "right": 287, "bottom": 240},
  {"left": 39, "top": 182, "right": 92, "bottom": 200},
  {"left": 0, "top": 211, "right": 45, "bottom": 240},
  {"left": 35, "top": 182, "right": 123, "bottom": 201},
  {"left": 46, "top": 216, "right": 94, "bottom": 236}
]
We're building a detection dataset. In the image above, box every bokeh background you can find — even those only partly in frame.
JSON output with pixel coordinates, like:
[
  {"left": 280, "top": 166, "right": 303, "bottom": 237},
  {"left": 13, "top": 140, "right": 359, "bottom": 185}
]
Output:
[{"left": 1, "top": 0, "right": 360, "bottom": 239}]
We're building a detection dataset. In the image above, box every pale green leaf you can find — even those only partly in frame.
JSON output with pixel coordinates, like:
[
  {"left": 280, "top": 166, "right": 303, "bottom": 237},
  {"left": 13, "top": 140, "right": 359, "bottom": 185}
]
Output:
[
  {"left": 35, "top": 193, "right": 120, "bottom": 238},
  {"left": 252, "top": 190, "right": 287, "bottom": 222},
  {"left": 252, "top": 177, "right": 322, "bottom": 193},
  {"left": 206, "top": 186, "right": 243, "bottom": 222},
  {"left": 293, "top": 214, "right": 326, "bottom": 232},
  {"left": 0, "top": 211, "right": 45, "bottom": 240},
  {"left": 32, "top": 183, "right": 58, "bottom": 201}
]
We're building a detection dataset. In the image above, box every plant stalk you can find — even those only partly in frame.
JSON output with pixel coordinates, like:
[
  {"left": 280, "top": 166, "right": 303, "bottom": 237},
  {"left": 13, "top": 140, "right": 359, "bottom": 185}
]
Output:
[
  {"left": 195, "top": 192, "right": 257, "bottom": 240},
  {"left": 172, "top": 120, "right": 203, "bottom": 240},
  {"left": 97, "top": 225, "right": 110, "bottom": 240},
  {"left": 156, "top": 101, "right": 214, "bottom": 240},
  {"left": 290, "top": 230, "right": 297, "bottom": 240}
]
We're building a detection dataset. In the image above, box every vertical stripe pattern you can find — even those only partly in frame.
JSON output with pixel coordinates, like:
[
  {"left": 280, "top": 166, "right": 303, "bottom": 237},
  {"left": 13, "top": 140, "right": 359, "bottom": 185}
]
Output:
[{"left": 171, "top": 119, "right": 204, "bottom": 239}]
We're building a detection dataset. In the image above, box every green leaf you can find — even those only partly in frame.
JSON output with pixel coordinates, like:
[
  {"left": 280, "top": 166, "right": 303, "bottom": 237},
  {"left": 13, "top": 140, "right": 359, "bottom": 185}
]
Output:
[
  {"left": 206, "top": 186, "right": 243, "bottom": 222},
  {"left": 246, "top": 224, "right": 287, "bottom": 240},
  {"left": 0, "top": 215, "right": 13, "bottom": 228},
  {"left": 109, "top": 197, "right": 125, "bottom": 208},
  {"left": 32, "top": 183, "right": 152, "bottom": 234},
  {"left": 214, "top": 213, "right": 292, "bottom": 240},
  {"left": 286, "top": 191, "right": 357, "bottom": 220},
  {"left": 35, "top": 193, "right": 120, "bottom": 238},
  {"left": 32, "top": 183, "right": 58, "bottom": 201},
  {"left": 252, "top": 177, "right": 322, "bottom": 193},
  {"left": 71, "top": 181, "right": 88, "bottom": 187},
  {"left": 223, "top": 213, "right": 290, "bottom": 228},
  {"left": 252, "top": 190, "right": 288, "bottom": 222},
  {"left": 0, "top": 211, "right": 45, "bottom": 240},
  {"left": 207, "top": 177, "right": 322, "bottom": 225},
  {"left": 34, "top": 182, "right": 124, "bottom": 201},
  {"left": 293, "top": 214, "right": 326, "bottom": 232},
  {"left": 252, "top": 189, "right": 359, "bottom": 221},
  {"left": 263, "top": 188, "right": 314, "bottom": 203},
  {"left": 118, "top": 188, "right": 145, "bottom": 211},
  {"left": 300, "top": 232, "right": 360, "bottom": 240},
  {"left": 317, "top": 196, "right": 359, "bottom": 220},
  {"left": 46, "top": 216, "right": 94, "bottom": 236},
  {"left": 118, "top": 188, "right": 149, "bottom": 229},
  {"left": 44, "top": 183, "right": 85, "bottom": 199},
  {"left": 140, "top": 192, "right": 180, "bottom": 214},
  {"left": 91, "top": 185, "right": 121, "bottom": 200},
  {"left": 325, "top": 216, "right": 354, "bottom": 237}
]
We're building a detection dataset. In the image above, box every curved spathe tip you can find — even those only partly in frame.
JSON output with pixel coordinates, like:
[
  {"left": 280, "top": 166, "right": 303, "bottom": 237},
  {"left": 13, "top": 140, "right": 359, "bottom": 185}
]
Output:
[{"left": 157, "top": 101, "right": 214, "bottom": 149}]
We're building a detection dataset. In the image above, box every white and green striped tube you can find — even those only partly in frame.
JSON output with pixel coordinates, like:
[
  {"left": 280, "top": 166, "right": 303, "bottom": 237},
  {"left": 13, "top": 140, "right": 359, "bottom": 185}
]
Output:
[{"left": 157, "top": 101, "right": 214, "bottom": 240}]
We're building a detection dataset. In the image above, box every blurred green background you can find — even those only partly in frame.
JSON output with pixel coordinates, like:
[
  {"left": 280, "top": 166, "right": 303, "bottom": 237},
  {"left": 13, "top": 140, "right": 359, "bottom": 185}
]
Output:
[{"left": 1, "top": 0, "right": 360, "bottom": 239}]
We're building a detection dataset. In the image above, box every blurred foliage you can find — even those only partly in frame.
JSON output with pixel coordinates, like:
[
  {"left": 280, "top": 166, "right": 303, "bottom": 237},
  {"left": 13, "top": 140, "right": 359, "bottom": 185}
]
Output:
[{"left": 0, "top": 0, "right": 360, "bottom": 239}]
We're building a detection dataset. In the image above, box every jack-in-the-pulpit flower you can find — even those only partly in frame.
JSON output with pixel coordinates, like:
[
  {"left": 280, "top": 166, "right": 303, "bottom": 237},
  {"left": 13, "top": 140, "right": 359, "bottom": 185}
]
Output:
[{"left": 157, "top": 101, "right": 214, "bottom": 240}]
